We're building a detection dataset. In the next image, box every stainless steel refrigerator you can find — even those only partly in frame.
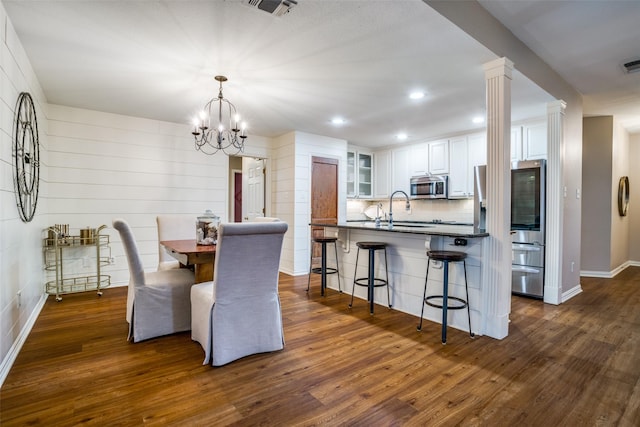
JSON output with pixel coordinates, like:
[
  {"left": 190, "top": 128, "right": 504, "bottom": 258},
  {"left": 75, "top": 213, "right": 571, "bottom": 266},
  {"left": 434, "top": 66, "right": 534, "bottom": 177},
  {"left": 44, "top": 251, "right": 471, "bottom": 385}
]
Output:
[
  {"left": 474, "top": 161, "right": 546, "bottom": 299},
  {"left": 511, "top": 159, "right": 546, "bottom": 299}
]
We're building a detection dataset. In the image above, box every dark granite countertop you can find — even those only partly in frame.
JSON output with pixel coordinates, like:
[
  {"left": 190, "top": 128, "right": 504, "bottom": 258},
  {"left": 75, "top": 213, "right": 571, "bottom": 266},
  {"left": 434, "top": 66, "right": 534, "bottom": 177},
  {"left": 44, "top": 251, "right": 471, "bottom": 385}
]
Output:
[{"left": 310, "top": 221, "right": 488, "bottom": 238}]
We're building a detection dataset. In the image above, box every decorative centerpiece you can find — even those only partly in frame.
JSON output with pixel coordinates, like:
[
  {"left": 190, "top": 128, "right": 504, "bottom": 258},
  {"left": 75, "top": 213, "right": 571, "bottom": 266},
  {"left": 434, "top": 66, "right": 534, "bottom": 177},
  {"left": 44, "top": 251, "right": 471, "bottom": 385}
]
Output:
[{"left": 196, "top": 210, "right": 220, "bottom": 245}]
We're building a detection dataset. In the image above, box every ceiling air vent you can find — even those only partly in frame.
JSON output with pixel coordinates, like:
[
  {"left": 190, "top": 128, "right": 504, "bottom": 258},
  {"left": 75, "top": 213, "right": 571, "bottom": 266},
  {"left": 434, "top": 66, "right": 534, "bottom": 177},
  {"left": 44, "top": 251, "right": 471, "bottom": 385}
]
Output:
[
  {"left": 623, "top": 58, "right": 640, "bottom": 74},
  {"left": 243, "top": 0, "right": 297, "bottom": 17}
]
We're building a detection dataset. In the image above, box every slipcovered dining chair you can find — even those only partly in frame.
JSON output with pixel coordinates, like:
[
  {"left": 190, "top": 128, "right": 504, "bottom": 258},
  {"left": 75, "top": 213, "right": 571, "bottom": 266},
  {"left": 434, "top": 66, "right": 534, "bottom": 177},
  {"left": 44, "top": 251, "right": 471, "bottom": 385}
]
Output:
[
  {"left": 113, "top": 218, "right": 195, "bottom": 342},
  {"left": 156, "top": 214, "right": 195, "bottom": 271},
  {"left": 191, "top": 221, "right": 288, "bottom": 366}
]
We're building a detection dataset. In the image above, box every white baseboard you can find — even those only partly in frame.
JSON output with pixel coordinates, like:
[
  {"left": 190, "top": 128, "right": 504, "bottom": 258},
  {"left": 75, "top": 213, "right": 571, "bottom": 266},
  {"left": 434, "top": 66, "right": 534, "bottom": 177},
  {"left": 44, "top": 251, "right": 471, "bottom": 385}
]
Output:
[
  {"left": 0, "top": 293, "right": 48, "bottom": 388},
  {"left": 580, "top": 260, "right": 637, "bottom": 278},
  {"left": 562, "top": 285, "right": 583, "bottom": 302}
]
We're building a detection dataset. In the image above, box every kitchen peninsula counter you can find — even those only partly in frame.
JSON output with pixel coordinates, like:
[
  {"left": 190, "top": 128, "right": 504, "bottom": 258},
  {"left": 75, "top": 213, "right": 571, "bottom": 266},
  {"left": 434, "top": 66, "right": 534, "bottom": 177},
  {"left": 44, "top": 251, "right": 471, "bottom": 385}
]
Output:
[{"left": 309, "top": 221, "right": 488, "bottom": 338}]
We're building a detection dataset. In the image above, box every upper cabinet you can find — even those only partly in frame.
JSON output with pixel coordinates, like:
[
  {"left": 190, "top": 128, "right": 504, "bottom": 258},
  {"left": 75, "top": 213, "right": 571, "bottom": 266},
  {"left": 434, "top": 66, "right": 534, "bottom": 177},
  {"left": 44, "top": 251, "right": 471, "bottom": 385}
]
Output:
[
  {"left": 347, "top": 149, "right": 373, "bottom": 198},
  {"left": 448, "top": 133, "right": 486, "bottom": 199},
  {"left": 373, "top": 149, "right": 391, "bottom": 199},
  {"left": 391, "top": 146, "right": 411, "bottom": 195},
  {"left": 512, "top": 121, "right": 547, "bottom": 162},
  {"left": 523, "top": 121, "right": 547, "bottom": 160},
  {"left": 409, "top": 143, "right": 429, "bottom": 176},
  {"left": 428, "top": 139, "right": 449, "bottom": 175}
]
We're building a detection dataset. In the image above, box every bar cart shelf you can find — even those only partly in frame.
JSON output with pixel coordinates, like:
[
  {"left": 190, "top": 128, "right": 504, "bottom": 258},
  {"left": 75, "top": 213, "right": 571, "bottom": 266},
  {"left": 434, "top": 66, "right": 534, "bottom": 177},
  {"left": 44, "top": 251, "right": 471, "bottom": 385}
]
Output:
[{"left": 43, "top": 225, "right": 111, "bottom": 301}]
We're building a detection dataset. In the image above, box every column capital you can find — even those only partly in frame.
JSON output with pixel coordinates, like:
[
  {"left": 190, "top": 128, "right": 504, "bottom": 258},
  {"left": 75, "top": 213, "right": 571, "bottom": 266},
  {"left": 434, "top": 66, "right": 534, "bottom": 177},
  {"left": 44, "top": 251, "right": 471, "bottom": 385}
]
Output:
[
  {"left": 548, "top": 100, "right": 567, "bottom": 114},
  {"left": 483, "top": 57, "right": 514, "bottom": 80}
]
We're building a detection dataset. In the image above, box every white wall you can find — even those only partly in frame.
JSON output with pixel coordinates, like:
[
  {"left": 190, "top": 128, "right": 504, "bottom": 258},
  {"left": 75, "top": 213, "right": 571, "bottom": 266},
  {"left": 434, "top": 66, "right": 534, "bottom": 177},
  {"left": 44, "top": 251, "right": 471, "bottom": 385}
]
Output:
[{"left": 0, "top": 5, "right": 50, "bottom": 382}]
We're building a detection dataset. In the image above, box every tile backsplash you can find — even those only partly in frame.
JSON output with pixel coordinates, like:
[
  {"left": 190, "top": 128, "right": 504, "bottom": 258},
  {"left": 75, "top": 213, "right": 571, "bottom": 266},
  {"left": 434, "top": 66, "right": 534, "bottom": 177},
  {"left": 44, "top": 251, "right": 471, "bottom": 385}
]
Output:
[{"left": 347, "top": 198, "right": 474, "bottom": 224}]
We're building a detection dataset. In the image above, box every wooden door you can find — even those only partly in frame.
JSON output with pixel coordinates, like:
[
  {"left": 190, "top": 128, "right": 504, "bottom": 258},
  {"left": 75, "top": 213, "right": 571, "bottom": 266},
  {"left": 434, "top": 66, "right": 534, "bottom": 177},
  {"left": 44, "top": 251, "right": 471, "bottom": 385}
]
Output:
[{"left": 311, "top": 156, "right": 338, "bottom": 258}]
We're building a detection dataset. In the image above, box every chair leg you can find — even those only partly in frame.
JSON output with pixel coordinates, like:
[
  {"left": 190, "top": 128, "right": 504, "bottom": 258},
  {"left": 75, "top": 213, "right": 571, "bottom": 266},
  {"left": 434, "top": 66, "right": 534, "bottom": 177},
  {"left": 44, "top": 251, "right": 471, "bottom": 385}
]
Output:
[
  {"left": 349, "top": 247, "right": 360, "bottom": 308},
  {"left": 384, "top": 247, "right": 391, "bottom": 308},
  {"left": 368, "top": 248, "right": 375, "bottom": 315},
  {"left": 320, "top": 242, "right": 327, "bottom": 297},
  {"left": 417, "top": 258, "right": 430, "bottom": 332},
  {"left": 333, "top": 241, "right": 342, "bottom": 292},
  {"left": 463, "top": 260, "right": 475, "bottom": 338},
  {"left": 441, "top": 261, "right": 450, "bottom": 344}
]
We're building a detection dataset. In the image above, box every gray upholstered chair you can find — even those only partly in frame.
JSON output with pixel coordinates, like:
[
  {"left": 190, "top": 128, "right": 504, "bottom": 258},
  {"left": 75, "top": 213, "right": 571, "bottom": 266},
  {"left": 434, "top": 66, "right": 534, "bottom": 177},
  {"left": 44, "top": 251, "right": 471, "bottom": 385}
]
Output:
[
  {"left": 191, "top": 221, "right": 288, "bottom": 366},
  {"left": 113, "top": 218, "right": 195, "bottom": 342},
  {"left": 156, "top": 214, "right": 195, "bottom": 271}
]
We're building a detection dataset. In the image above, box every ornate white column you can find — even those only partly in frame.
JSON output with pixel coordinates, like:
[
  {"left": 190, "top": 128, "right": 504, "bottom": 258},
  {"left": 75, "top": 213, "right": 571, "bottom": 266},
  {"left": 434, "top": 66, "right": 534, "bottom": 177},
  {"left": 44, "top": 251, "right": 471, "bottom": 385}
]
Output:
[
  {"left": 544, "top": 100, "right": 566, "bottom": 305},
  {"left": 481, "top": 57, "right": 513, "bottom": 339}
]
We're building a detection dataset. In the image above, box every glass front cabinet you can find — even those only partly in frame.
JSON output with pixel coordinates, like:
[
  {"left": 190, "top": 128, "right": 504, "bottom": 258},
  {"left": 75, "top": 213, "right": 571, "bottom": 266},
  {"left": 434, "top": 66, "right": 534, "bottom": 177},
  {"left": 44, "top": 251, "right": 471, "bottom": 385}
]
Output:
[{"left": 347, "top": 150, "right": 372, "bottom": 198}]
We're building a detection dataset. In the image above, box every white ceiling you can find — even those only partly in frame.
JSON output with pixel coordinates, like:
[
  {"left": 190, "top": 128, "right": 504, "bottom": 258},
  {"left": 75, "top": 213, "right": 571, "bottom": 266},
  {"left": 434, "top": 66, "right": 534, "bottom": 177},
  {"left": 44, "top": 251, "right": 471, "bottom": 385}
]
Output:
[
  {"left": 2, "top": 0, "right": 638, "bottom": 149},
  {"left": 479, "top": 0, "right": 640, "bottom": 134}
]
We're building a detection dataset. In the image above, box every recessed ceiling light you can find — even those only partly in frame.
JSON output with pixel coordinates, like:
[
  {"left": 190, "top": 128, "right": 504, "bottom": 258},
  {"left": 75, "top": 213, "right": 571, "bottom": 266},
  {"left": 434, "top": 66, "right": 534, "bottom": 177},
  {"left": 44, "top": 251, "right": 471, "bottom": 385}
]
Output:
[
  {"left": 409, "top": 91, "right": 425, "bottom": 100},
  {"left": 472, "top": 116, "right": 485, "bottom": 124},
  {"left": 396, "top": 133, "right": 408, "bottom": 140},
  {"left": 331, "top": 117, "right": 345, "bottom": 125}
]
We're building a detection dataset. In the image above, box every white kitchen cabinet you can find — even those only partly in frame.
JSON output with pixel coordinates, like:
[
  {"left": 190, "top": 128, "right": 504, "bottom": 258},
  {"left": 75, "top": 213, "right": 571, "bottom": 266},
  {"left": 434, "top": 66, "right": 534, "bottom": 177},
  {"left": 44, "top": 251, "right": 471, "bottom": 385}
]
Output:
[
  {"left": 374, "top": 149, "right": 391, "bottom": 199},
  {"left": 409, "top": 143, "right": 429, "bottom": 176},
  {"left": 428, "top": 139, "right": 449, "bottom": 174},
  {"left": 347, "top": 149, "right": 373, "bottom": 198},
  {"left": 510, "top": 121, "right": 547, "bottom": 162},
  {"left": 391, "top": 146, "right": 411, "bottom": 195},
  {"left": 448, "top": 133, "right": 486, "bottom": 199},
  {"left": 523, "top": 121, "right": 547, "bottom": 160}
]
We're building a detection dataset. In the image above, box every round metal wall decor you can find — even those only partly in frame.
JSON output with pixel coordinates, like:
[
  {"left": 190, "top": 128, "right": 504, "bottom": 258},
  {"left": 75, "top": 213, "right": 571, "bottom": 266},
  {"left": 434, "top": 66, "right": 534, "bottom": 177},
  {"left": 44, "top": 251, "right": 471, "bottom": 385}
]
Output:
[
  {"left": 12, "top": 92, "right": 40, "bottom": 222},
  {"left": 618, "top": 176, "right": 629, "bottom": 217}
]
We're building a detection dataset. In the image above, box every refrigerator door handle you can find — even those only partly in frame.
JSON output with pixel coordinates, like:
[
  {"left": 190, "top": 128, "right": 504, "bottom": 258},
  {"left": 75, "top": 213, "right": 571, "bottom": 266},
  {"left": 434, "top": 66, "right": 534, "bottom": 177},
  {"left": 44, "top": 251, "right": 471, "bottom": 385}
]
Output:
[
  {"left": 512, "top": 244, "right": 542, "bottom": 252},
  {"left": 512, "top": 265, "right": 542, "bottom": 274}
]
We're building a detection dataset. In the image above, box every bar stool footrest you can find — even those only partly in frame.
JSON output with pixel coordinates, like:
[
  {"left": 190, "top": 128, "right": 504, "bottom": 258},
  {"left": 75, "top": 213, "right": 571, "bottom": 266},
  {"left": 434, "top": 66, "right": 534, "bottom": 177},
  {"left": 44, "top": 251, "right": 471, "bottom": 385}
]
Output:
[
  {"left": 354, "top": 278, "right": 388, "bottom": 288},
  {"left": 425, "top": 295, "right": 468, "bottom": 310},
  {"left": 311, "top": 267, "right": 338, "bottom": 275}
]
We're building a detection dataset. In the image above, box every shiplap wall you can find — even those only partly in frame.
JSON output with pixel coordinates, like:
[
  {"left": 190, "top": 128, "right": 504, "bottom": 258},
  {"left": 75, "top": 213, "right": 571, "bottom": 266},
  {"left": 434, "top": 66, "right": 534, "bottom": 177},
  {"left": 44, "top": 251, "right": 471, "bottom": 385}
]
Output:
[
  {"left": 45, "top": 104, "right": 228, "bottom": 288},
  {"left": 0, "top": 5, "right": 50, "bottom": 380}
]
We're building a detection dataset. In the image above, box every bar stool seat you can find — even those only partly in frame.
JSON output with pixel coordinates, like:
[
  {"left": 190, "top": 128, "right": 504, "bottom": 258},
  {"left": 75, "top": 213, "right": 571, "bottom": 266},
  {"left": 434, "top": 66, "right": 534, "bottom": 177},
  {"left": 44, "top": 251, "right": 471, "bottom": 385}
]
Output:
[
  {"left": 350, "top": 241, "right": 390, "bottom": 314},
  {"left": 307, "top": 236, "right": 341, "bottom": 296},
  {"left": 417, "top": 250, "right": 474, "bottom": 344}
]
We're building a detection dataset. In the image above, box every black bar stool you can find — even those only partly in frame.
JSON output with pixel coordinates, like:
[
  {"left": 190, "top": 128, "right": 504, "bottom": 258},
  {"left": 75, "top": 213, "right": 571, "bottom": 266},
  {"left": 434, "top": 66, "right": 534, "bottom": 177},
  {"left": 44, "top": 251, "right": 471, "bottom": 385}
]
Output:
[
  {"left": 349, "top": 242, "right": 390, "bottom": 314},
  {"left": 417, "top": 250, "right": 474, "bottom": 344},
  {"left": 307, "top": 237, "right": 341, "bottom": 296}
]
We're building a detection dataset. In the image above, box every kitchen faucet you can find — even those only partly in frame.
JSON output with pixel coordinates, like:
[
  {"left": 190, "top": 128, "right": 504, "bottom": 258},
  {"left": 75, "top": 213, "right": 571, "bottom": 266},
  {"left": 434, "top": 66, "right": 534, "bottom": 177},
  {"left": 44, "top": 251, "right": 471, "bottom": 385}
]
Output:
[{"left": 388, "top": 190, "right": 411, "bottom": 229}]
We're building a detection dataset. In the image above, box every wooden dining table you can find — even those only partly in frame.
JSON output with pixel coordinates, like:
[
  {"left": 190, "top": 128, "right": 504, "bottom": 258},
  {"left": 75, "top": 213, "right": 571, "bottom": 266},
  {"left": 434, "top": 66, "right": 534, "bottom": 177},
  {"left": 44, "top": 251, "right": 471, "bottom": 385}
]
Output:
[{"left": 160, "top": 239, "right": 216, "bottom": 283}]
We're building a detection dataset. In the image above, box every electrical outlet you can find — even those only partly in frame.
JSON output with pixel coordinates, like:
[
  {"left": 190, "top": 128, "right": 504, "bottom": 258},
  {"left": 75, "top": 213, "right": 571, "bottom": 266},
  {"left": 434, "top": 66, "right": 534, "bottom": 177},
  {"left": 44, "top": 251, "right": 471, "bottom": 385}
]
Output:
[
  {"left": 17, "top": 290, "right": 22, "bottom": 308},
  {"left": 109, "top": 256, "right": 116, "bottom": 265}
]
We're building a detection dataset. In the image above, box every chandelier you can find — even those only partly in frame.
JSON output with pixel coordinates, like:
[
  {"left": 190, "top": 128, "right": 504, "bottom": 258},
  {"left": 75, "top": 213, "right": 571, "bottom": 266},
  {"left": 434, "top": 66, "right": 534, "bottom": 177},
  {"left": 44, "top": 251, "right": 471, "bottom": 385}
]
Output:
[{"left": 192, "top": 75, "right": 247, "bottom": 155}]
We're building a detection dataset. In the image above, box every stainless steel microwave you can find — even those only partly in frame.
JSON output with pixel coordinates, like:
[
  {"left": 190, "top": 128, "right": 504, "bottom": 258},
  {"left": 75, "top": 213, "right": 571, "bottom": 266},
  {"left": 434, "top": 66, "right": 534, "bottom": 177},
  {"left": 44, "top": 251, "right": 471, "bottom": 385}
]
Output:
[{"left": 410, "top": 175, "right": 448, "bottom": 199}]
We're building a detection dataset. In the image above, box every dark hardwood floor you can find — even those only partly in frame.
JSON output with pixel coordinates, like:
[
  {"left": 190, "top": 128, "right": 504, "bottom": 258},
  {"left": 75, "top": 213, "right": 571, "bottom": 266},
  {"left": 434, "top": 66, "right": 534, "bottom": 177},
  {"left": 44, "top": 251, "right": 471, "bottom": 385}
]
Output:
[{"left": 1, "top": 269, "right": 639, "bottom": 426}]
